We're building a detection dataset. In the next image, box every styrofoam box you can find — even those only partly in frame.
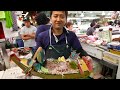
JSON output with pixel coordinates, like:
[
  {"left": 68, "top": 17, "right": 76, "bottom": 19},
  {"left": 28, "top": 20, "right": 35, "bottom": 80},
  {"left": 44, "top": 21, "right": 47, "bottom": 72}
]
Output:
[{"left": 103, "top": 51, "right": 120, "bottom": 65}]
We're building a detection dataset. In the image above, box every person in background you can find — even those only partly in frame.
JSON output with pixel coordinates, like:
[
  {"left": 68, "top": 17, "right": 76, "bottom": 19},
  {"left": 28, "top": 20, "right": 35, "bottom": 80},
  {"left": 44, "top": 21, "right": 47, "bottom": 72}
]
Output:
[
  {"left": 111, "top": 11, "right": 119, "bottom": 26},
  {"left": 114, "top": 20, "right": 119, "bottom": 26},
  {"left": 34, "top": 11, "right": 92, "bottom": 61},
  {"left": 108, "top": 21, "right": 114, "bottom": 26},
  {"left": 104, "top": 21, "right": 114, "bottom": 28},
  {"left": 65, "top": 21, "right": 73, "bottom": 31},
  {"left": 86, "top": 21, "right": 98, "bottom": 36},
  {"left": 20, "top": 18, "right": 37, "bottom": 48},
  {"left": 28, "top": 11, "right": 37, "bottom": 26},
  {"left": 115, "top": 20, "right": 120, "bottom": 27},
  {"left": 16, "top": 29, "right": 24, "bottom": 47},
  {"left": 111, "top": 11, "right": 119, "bottom": 20},
  {"left": 35, "top": 12, "right": 51, "bottom": 41},
  {"left": 92, "top": 19, "right": 100, "bottom": 28}
]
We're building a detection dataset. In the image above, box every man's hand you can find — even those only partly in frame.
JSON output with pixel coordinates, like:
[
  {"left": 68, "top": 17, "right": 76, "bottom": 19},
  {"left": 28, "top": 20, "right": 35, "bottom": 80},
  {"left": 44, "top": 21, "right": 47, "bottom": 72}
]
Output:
[
  {"left": 82, "top": 56, "right": 93, "bottom": 72},
  {"left": 26, "top": 33, "right": 35, "bottom": 39},
  {"left": 21, "top": 34, "right": 31, "bottom": 40},
  {"left": 82, "top": 56, "right": 93, "bottom": 63},
  {"left": 24, "top": 34, "right": 31, "bottom": 37},
  {"left": 21, "top": 33, "right": 35, "bottom": 40}
]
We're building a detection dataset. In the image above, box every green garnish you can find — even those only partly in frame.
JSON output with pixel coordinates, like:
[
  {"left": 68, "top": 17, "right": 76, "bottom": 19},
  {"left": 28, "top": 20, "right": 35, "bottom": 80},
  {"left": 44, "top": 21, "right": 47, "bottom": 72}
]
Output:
[{"left": 69, "top": 61, "right": 78, "bottom": 69}]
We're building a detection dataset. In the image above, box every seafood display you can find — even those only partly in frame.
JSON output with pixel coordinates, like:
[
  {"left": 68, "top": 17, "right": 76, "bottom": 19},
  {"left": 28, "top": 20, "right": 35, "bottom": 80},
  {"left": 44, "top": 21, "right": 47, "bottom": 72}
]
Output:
[
  {"left": 40, "top": 56, "right": 92, "bottom": 75},
  {"left": 10, "top": 54, "right": 91, "bottom": 79},
  {"left": 45, "top": 59, "right": 79, "bottom": 75}
]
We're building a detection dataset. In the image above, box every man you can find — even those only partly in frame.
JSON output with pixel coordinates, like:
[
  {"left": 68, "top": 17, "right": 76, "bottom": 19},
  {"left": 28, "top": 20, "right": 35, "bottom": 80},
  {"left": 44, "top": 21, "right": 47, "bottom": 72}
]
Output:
[
  {"left": 34, "top": 11, "right": 92, "bottom": 61},
  {"left": 35, "top": 13, "right": 51, "bottom": 41},
  {"left": 111, "top": 11, "right": 119, "bottom": 20},
  {"left": 86, "top": 21, "right": 97, "bottom": 36},
  {"left": 20, "top": 18, "right": 37, "bottom": 47}
]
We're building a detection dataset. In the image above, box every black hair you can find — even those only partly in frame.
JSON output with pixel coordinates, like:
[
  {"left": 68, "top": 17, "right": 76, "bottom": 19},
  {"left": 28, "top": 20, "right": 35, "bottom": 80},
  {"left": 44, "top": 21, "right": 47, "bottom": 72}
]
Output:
[
  {"left": 107, "top": 21, "right": 113, "bottom": 26},
  {"left": 23, "top": 17, "right": 30, "bottom": 22},
  {"left": 46, "top": 17, "right": 50, "bottom": 23},
  {"left": 66, "top": 22, "right": 73, "bottom": 28},
  {"left": 92, "top": 19, "right": 98, "bottom": 23},
  {"left": 114, "top": 20, "right": 117, "bottom": 24},
  {"left": 90, "top": 21, "right": 96, "bottom": 27},
  {"left": 117, "top": 20, "right": 120, "bottom": 25},
  {"left": 35, "top": 12, "right": 49, "bottom": 25},
  {"left": 95, "top": 24, "right": 101, "bottom": 28},
  {"left": 50, "top": 11, "right": 68, "bottom": 18}
]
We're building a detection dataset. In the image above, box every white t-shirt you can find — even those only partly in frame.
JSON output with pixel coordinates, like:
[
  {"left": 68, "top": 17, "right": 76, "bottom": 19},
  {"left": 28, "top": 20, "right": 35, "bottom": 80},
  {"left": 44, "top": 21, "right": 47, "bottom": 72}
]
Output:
[{"left": 20, "top": 25, "right": 37, "bottom": 47}]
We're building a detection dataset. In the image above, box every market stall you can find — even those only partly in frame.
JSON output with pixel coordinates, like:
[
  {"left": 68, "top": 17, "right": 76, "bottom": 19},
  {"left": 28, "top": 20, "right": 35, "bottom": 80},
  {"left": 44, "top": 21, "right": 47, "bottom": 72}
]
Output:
[
  {"left": 0, "top": 11, "right": 120, "bottom": 79},
  {"left": 77, "top": 24, "right": 120, "bottom": 79}
]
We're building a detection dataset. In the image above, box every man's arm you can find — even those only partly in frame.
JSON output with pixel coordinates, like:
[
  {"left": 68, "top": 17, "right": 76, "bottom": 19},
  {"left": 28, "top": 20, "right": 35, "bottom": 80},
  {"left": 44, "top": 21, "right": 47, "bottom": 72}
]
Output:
[
  {"left": 28, "top": 26, "right": 37, "bottom": 39},
  {"left": 70, "top": 32, "right": 93, "bottom": 63},
  {"left": 21, "top": 34, "right": 31, "bottom": 40},
  {"left": 27, "top": 33, "right": 35, "bottom": 39},
  {"left": 76, "top": 48, "right": 88, "bottom": 58},
  {"left": 20, "top": 27, "right": 32, "bottom": 40},
  {"left": 70, "top": 32, "right": 88, "bottom": 58}
]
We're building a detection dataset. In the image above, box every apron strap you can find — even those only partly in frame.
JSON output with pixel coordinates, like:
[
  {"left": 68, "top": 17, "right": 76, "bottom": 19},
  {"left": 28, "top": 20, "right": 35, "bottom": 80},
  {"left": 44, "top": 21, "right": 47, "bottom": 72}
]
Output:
[
  {"left": 49, "top": 28, "right": 52, "bottom": 46},
  {"left": 53, "top": 33, "right": 59, "bottom": 43},
  {"left": 49, "top": 28, "right": 68, "bottom": 45},
  {"left": 65, "top": 35, "right": 68, "bottom": 44}
]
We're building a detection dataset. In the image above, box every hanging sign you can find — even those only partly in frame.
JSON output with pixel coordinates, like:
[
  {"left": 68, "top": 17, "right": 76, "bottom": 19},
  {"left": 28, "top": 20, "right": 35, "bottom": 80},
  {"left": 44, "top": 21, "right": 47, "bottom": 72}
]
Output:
[{"left": 0, "top": 11, "right": 5, "bottom": 19}]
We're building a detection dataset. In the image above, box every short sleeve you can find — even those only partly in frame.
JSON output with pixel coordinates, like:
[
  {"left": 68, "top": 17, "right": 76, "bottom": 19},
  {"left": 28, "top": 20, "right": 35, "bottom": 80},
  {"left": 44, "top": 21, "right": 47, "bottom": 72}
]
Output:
[
  {"left": 33, "top": 26, "right": 37, "bottom": 33},
  {"left": 20, "top": 27, "right": 25, "bottom": 35}
]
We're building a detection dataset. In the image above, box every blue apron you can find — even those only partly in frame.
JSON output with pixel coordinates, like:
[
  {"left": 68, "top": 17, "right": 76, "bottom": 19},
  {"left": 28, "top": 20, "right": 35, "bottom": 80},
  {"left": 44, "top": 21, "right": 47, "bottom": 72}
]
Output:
[{"left": 45, "top": 29, "right": 71, "bottom": 59}]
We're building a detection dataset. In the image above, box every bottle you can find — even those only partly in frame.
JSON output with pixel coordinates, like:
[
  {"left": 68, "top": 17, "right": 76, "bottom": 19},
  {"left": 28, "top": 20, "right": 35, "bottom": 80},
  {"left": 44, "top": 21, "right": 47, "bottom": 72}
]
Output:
[{"left": 109, "top": 28, "right": 112, "bottom": 42}]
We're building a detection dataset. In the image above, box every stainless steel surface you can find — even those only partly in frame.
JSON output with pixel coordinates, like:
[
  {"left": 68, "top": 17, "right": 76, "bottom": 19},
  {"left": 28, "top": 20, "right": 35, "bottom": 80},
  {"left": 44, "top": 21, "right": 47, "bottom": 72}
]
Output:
[
  {"left": 0, "top": 39, "right": 5, "bottom": 42},
  {"left": 0, "top": 42, "right": 10, "bottom": 68}
]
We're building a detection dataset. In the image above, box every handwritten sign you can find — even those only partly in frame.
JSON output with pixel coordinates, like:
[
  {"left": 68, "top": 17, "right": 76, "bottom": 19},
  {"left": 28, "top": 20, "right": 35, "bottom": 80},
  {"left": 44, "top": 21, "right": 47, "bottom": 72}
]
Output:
[{"left": 101, "top": 30, "right": 112, "bottom": 42}]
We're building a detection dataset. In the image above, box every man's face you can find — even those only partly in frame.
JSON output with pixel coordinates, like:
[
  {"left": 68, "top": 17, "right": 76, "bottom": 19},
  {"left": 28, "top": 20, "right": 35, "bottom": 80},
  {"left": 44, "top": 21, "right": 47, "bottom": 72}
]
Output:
[
  {"left": 50, "top": 11, "right": 67, "bottom": 30},
  {"left": 24, "top": 21, "right": 31, "bottom": 27}
]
